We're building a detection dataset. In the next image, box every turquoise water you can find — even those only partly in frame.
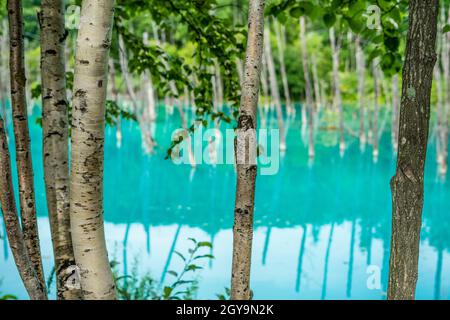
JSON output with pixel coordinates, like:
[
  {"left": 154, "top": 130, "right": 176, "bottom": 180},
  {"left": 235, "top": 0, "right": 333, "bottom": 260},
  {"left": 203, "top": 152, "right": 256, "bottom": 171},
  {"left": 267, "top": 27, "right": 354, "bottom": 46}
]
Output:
[{"left": 1, "top": 105, "right": 450, "bottom": 300}]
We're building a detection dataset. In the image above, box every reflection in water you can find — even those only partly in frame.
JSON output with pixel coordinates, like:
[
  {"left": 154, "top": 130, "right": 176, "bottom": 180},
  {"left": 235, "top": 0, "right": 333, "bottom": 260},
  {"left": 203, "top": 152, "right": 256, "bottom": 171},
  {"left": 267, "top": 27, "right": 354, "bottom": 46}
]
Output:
[
  {"left": 0, "top": 106, "right": 450, "bottom": 299},
  {"left": 321, "top": 224, "right": 334, "bottom": 300}
]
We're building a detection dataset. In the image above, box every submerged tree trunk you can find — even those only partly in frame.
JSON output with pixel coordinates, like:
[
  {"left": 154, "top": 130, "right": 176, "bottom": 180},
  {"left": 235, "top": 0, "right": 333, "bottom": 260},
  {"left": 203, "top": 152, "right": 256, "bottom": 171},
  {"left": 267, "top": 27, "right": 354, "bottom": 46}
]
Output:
[
  {"left": 264, "top": 26, "right": 286, "bottom": 151},
  {"left": 7, "top": 0, "right": 46, "bottom": 292},
  {"left": 0, "top": 117, "right": 46, "bottom": 300},
  {"left": 273, "top": 19, "right": 292, "bottom": 114},
  {"left": 300, "top": 17, "right": 314, "bottom": 159},
  {"left": 388, "top": 0, "right": 438, "bottom": 300},
  {"left": 356, "top": 36, "right": 366, "bottom": 149},
  {"left": 372, "top": 60, "right": 380, "bottom": 162},
  {"left": 311, "top": 55, "right": 322, "bottom": 113},
  {"left": 38, "top": 0, "right": 80, "bottom": 300},
  {"left": 231, "top": 0, "right": 265, "bottom": 300},
  {"left": 329, "top": 28, "right": 344, "bottom": 155},
  {"left": 70, "top": 0, "right": 116, "bottom": 300}
]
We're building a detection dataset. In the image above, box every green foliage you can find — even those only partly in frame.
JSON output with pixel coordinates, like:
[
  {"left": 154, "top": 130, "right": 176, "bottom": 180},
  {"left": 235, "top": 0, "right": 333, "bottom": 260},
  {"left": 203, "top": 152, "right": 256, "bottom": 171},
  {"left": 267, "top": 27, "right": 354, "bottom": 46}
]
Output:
[
  {"left": 32, "top": 70, "right": 135, "bottom": 128},
  {"left": 162, "top": 238, "right": 213, "bottom": 300},
  {"left": 216, "top": 287, "right": 231, "bottom": 300},
  {"left": 114, "top": 0, "right": 242, "bottom": 157},
  {"left": 267, "top": 0, "right": 408, "bottom": 76},
  {"left": 113, "top": 259, "right": 159, "bottom": 300},
  {"left": 112, "top": 238, "right": 214, "bottom": 300}
]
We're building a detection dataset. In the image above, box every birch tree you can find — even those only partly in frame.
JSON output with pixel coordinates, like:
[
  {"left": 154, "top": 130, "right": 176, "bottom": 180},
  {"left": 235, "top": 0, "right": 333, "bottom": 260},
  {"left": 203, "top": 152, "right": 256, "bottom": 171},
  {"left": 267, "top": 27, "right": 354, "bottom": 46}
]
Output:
[
  {"left": 329, "top": 27, "right": 344, "bottom": 155},
  {"left": 264, "top": 26, "right": 286, "bottom": 151},
  {"left": 38, "top": 0, "right": 80, "bottom": 300},
  {"left": 388, "top": 0, "right": 438, "bottom": 300},
  {"left": 273, "top": 19, "right": 292, "bottom": 114},
  {"left": 355, "top": 36, "right": 366, "bottom": 149},
  {"left": 231, "top": 0, "right": 265, "bottom": 300},
  {"left": 0, "top": 116, "right": 46, "bottom": 300},
  {"left": 372, "top": 60, "right": 379, "bottom": 162},
  {"left": 70, "top": 0, "right": 116, "bottom": 300},
  {"left": 300, "top": 17, "right": 315, "bottom": 159},
  {"left": 7, "top": 0, "right": 46, "bottom": 291}
]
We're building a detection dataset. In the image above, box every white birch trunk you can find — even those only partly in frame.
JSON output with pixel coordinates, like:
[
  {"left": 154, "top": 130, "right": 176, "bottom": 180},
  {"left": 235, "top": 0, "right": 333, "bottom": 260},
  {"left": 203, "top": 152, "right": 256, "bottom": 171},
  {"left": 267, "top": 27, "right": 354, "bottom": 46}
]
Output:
[
  {"left": 300, "top": 17, "right": 314, "bottom": 159},
  {"left": 264, "top": 27, "right": 286, "bottom": 151},
  {"left": 356, "top": 36, "right": 366, "bottom": 149},
  {"left": 70, "top": 0, "right": 116, "bottom": 300},
  {"left": 274, "top": 19, "right": 292, "bottom": 114},
  {"left": 330, "top": 28, "right": 345, "bottom": 155},
  {"left": 231, "top": 0, "right": 265, "bottom": 300}
]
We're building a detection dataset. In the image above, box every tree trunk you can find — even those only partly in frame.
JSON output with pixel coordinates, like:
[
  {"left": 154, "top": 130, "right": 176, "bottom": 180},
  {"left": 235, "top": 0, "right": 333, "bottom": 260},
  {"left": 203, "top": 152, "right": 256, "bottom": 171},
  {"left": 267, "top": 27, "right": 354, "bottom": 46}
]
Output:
[
  {"left": 356, "top": 36, "right": 366, "bottom": 149},
  {"left": 311, "top": 55, "right": 322, "bottom": 113},
  {"left": 0, "top": 117, "right": 47, "bottom": 300},
  {"left": 259, "top": 53, "right": 270, "bottom": 128},
  {"left": 438, "top": 8, "right": 449, "bottom": 176},
  {"left": 372, "top": 60, "right": 379, "bottom": 162},
  {"left": 273, "top": 19, "right": 292, "bottom": 114},
  {"left": 70, "top": 0, "right": 116, "bottom": 300},
  {"left": 7, "top": 0, "right": 46, "bottom": 291},
  {"left": 231, "top": 0, "right": 265, "bottom": 300},
  {"left": 109, "top": 60, "right": 122, "bottom": 148},
  {"left": 434, "top": 60, "right": 444, "bottom": 171},
  {"left": 388, "top": 0, "right": 438, "bottom": 300},
  {"left": 300, "top": 17, "right": 314, "bottom": 159},
  {"left": 330, "top": 28, "right": 344, "bottom": 155},
  {"left": 264, "top": 26, "right": 286, "bottom": 151},
  {"left": 38, "top": 0, "right": 80, "bottom": 300},
  {"left": 392, "top": 74, "right": 400, "bottom": 152}
]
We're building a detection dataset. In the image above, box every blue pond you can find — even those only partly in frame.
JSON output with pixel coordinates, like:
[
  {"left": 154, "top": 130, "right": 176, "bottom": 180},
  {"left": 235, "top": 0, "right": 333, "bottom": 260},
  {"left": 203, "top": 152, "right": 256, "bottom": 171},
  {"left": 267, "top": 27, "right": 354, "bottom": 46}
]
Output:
[{"left": 1, "top": 104, "right": 450, "bottom": 300}]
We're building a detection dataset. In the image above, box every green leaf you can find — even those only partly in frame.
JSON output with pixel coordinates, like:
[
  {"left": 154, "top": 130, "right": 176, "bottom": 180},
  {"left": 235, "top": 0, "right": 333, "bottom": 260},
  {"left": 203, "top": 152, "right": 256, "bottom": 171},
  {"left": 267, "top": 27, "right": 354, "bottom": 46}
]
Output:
[
  {"left": 384, "top": 36, "right": 400, "bottom": 52},
  {"left": 174, "top": 251, "right": 186, "bottom": 262},
  {"left": 197, "top": 241, "right": 213, "bottom": 248},
  {"left": 185, "top": 264, "right": 203, "bottom": 272},
  {"left": 194, "top": 254, "right": 215, "bottom": 260},
  {"left": 289, "top": 2, "right": 314, "bottom": 18},
  {"left": 348, "top": 17, "right": 364, "bottom": 34},
  {"left": 163, "top": 286, "right": 173, "bottom": 299},
  {"left": 167, "top": 270, "right": 178, "bottom": 277},
  {"left": 368, "top": 47, "right": 383, "bottom": 64},
  {"left": 443, "top": 24, "right": 450, "bottom": 33},
  {"left": 323, "top": 12, "right": 336, "bottom": 28}
]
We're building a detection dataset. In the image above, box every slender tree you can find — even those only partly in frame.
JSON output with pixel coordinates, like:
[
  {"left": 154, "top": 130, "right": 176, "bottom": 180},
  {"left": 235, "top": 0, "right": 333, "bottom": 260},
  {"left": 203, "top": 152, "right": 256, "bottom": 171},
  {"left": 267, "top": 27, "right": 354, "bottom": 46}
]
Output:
[
  {"left": 7, "top": 0, "right": 46, "bottom": 291},
  {"left": 388, "top": 0, "right": 439, "bottom": 300},
  {"left": 300, "top": 17, "right": 315, "bottom": 159},
  {"left": 0, "top": 116, "right": 46, "bottom": 300},
  {"left": 264, "top": 26, "right": 286, "bottom": 151},
  {"left": 356, "top": 36, "right": 366, "bottom": 149},
  {"left": 329, "top": 27, "right": 344, "bottom": 155},
  {"left": 372, "top": 60, "right": 379, "bottom": 162},
  {"left": 38, "top": 0, "right": 80, "bottom": 300},
  {"left": 273, "top": 19, "right": 292, "bottom": 114},
  {"left": 70, "top": 0, "right": 116, "bottom": 300},
  {"left": 231, "top": 0, "right": 265, "bottom": 300}
]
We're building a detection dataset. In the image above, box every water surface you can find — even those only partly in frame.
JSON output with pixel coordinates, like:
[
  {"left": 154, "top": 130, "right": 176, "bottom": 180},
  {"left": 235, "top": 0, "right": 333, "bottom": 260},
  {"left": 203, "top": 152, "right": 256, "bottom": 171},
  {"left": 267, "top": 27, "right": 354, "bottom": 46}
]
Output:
[{"left": 1, "top": 105, "right": 449, "bottom": 299}]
